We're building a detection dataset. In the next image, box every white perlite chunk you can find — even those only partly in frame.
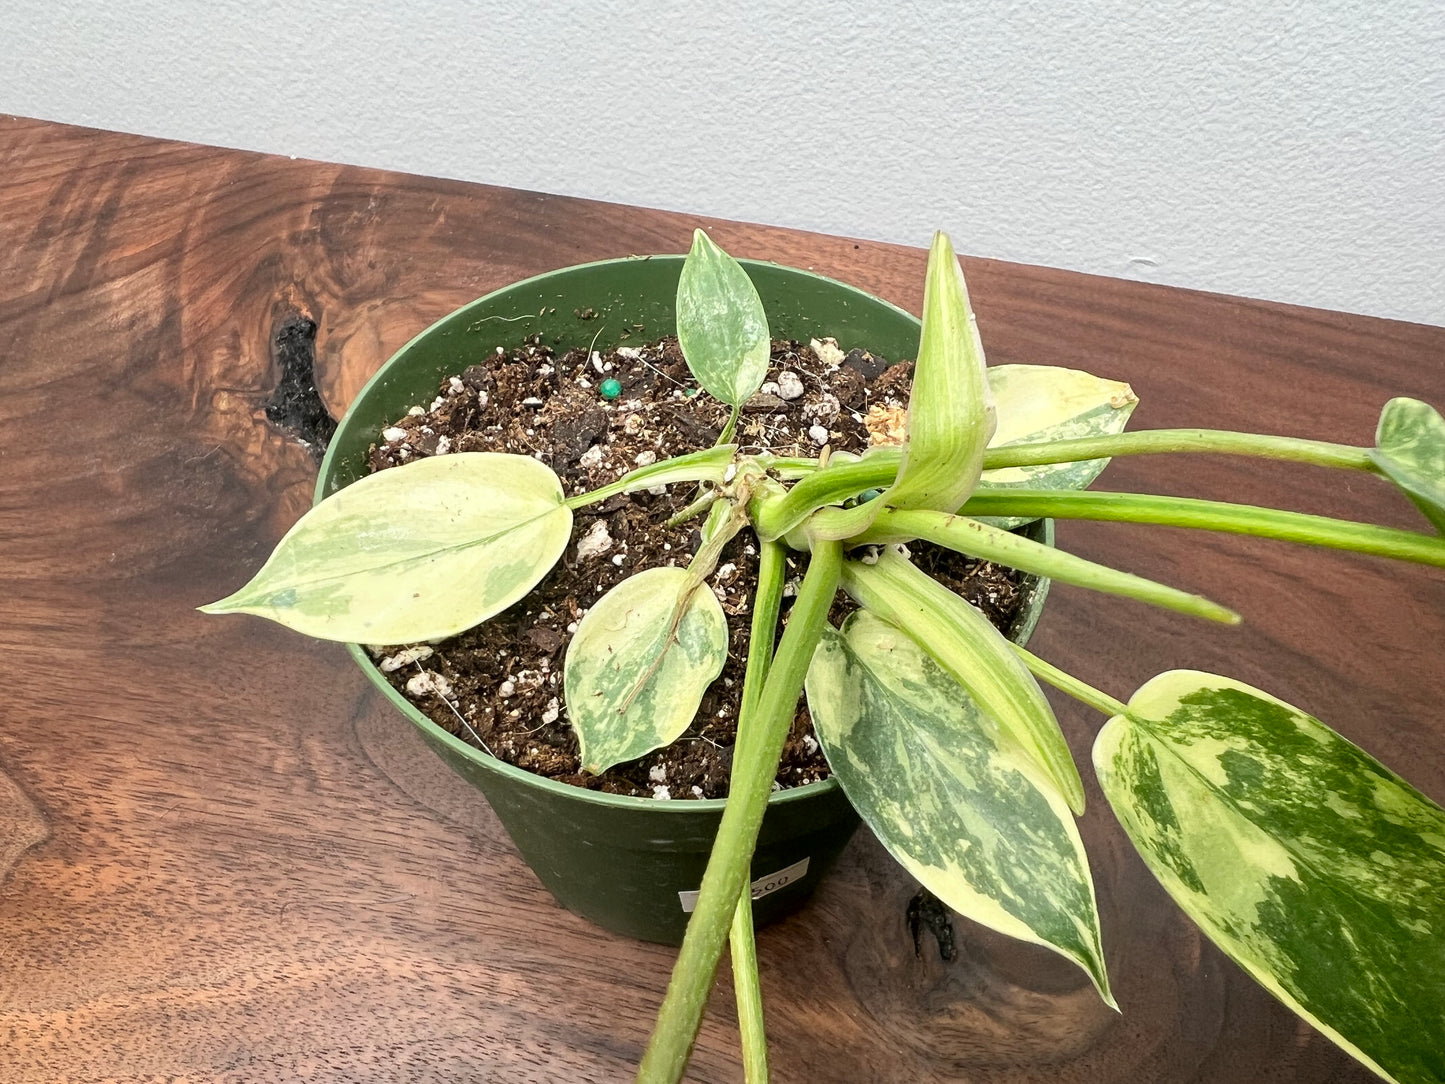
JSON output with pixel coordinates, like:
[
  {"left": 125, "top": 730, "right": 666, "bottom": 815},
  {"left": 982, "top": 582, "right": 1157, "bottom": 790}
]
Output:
[
  {"left": 540, "top": 698, "right": 560, "bottom": 725},
  {"left": 776, "top": 371, "right": 805, "bottom": 400},
  {"left": 808, "top": 424, "right": 830, "bottom": 446},
  {"left": 498, "top": 679, "right": 517, "bottom": 698},
  {"left": 616, "top": 346, "right": 642, "bottom": 360},
  {"left": 578, "top": 444, "right": 604, "bottom": 469},
  {"left": 406, "top": 670, "right": 454, "bottom": 700},
  {"left": 634, "top": 449, "right": 657, "bottom": 466},
  {"left": 651, "top": 785, "right": 672, "bottom": 800},
  {"left": 434, "top": 435, "right": 451, "bottom": 455},
  {"left": 382, "top": 426, "right": 408, "bottom": 443},
  {"left": 379, "top": 646, "right": 434, "bottom": 672},
  {"left": 649, "top": 764, "right": 667, "bottom": 783},
  {"left": 576, "top": 519, "right": 612, "bottom": 560},
  {"left": 810, "top": 337, "right": 846, "bottom": 367}
]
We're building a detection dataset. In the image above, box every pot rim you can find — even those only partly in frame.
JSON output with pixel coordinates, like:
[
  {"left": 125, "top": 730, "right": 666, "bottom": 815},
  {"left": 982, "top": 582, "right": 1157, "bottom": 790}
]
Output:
[{"left": 316, "top": 253, "right": 1035, "bottom": 816}]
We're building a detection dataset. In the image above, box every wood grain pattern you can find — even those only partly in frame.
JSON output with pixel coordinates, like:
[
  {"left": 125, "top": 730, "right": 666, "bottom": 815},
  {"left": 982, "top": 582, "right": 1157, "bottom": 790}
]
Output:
[{"left": 2, "top": 114, "right": 1442, "bottom": 1082}]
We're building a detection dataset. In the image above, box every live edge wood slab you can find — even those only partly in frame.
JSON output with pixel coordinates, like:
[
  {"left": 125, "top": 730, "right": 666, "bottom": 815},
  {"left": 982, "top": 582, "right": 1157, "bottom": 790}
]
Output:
[{"left": 1, "top": 114, "right": 1441, "bottom": 1083}]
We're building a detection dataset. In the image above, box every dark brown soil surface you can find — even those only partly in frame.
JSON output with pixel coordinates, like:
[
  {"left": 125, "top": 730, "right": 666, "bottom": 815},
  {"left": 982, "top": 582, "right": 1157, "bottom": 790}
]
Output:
[{"left": 365, "top": 334, "right": 1027, "bottom": 799}]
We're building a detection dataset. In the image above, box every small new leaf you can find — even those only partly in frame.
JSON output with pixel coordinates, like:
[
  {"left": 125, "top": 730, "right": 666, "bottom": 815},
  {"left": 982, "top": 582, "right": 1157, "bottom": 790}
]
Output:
[
  {"left": 565, "top": 566, "right": 728, "bottom": 774},
  {"left": 1095, "top": 671, "right": 1445, "bottom": 1084},
  {"left": 808, "top": 612, "right": 1114, "bottom": 1005},
  {"left": 676, "top": 229, "right": 771, "bottom": 407},
  {"left": 1371, "top": 397, "right": 1445, "bottom": 533},
  {"left": 201, "top": 452, "right": 572, "bottom": 643}
]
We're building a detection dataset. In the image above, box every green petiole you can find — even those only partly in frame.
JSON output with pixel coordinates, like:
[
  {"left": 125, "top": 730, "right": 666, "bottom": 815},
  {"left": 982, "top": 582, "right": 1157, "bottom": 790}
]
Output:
[
  {"left": 960, "top": 490, "right": 1445, "bottom": 568},
  {"left": 982, "top": 429, "right": 1376, "bottom": 473},
  {"left": 637, "top": 540, "right": 843, "bottom": 1084},
  {"left": 856, "top": 508, "right": 1239, "bottom": 624},
  {"left": 1011, "top": 644, "right": 1129, "bottom": 718}
]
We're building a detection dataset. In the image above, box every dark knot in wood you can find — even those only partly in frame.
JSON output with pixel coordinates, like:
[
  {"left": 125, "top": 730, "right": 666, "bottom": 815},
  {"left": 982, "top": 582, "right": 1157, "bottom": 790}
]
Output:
[{"left": 266, "top": 313, "right": 337, "bottom": 457}]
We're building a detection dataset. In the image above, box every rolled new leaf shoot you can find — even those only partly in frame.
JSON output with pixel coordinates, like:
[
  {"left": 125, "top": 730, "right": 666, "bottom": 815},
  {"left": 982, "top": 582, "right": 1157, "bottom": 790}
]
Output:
[
  {"left": 676, "top": 229, "right": 771, "bottom": 409},
  {"left": 201, "top": 452, "right": 572, "bottom": 643},
  {"left": 882, "top": 231, "right": 995, "bottom": 519},
  {"left": 840, "top": 548, "right": 1086, "bottom": 814},
  {"left": 565, "top": 566, "right": 728, "bottom": 774},
  {"left": 1095, "top": 671, "right": 1445, "bottom": 1084},
  {"left": 1370, "top": 396, "right": 1445, "bottom": 533},
  {"left": 807, "top": 612, "right": 1114, "bottom": 1005},
  {"left": 976, "top": 363, "right": 1138, "bottom": 527}
]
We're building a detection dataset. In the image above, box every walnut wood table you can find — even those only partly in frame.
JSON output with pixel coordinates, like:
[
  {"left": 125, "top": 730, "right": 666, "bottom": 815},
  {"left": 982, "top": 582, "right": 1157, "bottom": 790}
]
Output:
[{"left": 2, "top": 115, "right": 1442, "bottom": 1083}]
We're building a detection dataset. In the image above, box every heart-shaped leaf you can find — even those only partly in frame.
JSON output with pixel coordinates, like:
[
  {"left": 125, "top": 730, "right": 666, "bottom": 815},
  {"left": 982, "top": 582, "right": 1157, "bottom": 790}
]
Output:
[
  {"left": 808, "top": 612, "right": 1114, "bottom": 1004},
  {"left": 565, "top": 566, "right": 728, "bottom": 774},
  {"left": 1095, "top": 671, "right": 1445, "bottom": 1084},
  {"left": 202, "top": 452, "right": 571, "bottom": 643},
  {"left": 975, "top": 364, "right": 1138, "bottom": 527},
  {"left": 1371, "top": 397, "right": 1445, "bottom": 533},
  {"left": 676, "top": 229, "right": 771, "bottom": 407}
]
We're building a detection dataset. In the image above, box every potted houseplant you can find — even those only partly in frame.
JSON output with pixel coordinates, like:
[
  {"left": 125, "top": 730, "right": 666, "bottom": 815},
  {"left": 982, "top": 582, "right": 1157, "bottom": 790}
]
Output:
[
  {"left": 293, "top": 246, "right": 1056, "bottom": 945},
  {"left": 205, "top": 231, "right": 1445, "bottom": 1084}
]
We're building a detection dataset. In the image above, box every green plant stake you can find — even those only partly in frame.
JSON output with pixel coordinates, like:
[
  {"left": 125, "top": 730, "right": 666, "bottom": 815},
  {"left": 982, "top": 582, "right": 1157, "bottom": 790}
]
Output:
[{"left": 206, "top": 228, "right": 1445, "bottom": 1084}]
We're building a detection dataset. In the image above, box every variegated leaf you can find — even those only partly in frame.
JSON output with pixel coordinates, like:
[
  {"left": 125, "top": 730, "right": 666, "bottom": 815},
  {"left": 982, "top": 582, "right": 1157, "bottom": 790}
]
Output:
[
  {"left": 1371, "top": 397, "right": 1445, "bottom": 533},
  {"left": 1094, "top": 671, "right": 1445, "bottom": 1084},
  {"left": 676, "top": 229, "right": 771, "bottom": 407},
  {"left": 975, "top": 364, "right": 1138, "bottom": 527},
  {"left": 565, "top": 566, "right": 728, "bottom": 774},
  {"left": 883, "top": 232, "right": 996, "bottom": 519},
  {"left": 201, "top": 452, "right": 571, "bottom": 643},
  {"left": 840, "top": 548, "right": 1086, "bottom": 814},
  {"left": 808, "top": 612, "right": 1114, "bottom": 1004}
]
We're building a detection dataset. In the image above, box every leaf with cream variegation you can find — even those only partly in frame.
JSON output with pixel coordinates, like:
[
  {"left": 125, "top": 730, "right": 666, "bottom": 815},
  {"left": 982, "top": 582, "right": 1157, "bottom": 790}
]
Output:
[
  {"left": 1094, "top": 671, "right": 1445, "bottom": 1084},
  {"left": 972, "top": 364, "right": 1138, "bottom": 528},
  {"left": 201, "top": 452, "right": 572, "bottom": 643},
  {"left": 676, "top": 229, "right": 771, "bottom": 407},
  {"left": 807, "top": 611, "right": 1113, "bottom": 1005},
  {"left": 565, "top": 566, "right": 729, "bottom": 774},
  {"left": 1371, "top": 397, "right": 1445, "bottom": 533}
]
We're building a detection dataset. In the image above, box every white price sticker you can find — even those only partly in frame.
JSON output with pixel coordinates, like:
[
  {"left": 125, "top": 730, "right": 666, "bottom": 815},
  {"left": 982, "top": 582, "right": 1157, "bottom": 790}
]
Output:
[{"left": 678, "top": 857, "right": 810, "bottom": 913}]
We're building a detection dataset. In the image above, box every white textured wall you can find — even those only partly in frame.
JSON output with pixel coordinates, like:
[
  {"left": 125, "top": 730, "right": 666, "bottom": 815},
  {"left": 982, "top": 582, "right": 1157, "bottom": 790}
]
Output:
[{"left": 5, "top": 0, "right": 1442, "bottom": 325}]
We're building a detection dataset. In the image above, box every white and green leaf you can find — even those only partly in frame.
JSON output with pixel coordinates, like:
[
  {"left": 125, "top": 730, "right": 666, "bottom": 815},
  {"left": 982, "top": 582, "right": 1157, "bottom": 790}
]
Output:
[
  {"left": 1371, "top": 397, "right": 1445, "bottom": 533},
  {"left": 882, "top": 232, "right": 996, "bottom": 520},
  {"left": 976, "top": 364, "right": 1138, "bottom": 527},
  {"left": 564, "top": 566, "right": 728, "bottom": 774},
  {"left": 676, "top": 229, "right": 771, "bottom": 407},
  {"left": 201, "top": 452, "right": 572, "bottom": 643},
  {"left": 807, "top": 612, "right": 1114, "bottom": 1004},
  {"left": 1094, "top": 671, "right": 1445, "bottom": 1084},
  {"left": 840, "top": 548, "right": 1086, "bottom": 814}
]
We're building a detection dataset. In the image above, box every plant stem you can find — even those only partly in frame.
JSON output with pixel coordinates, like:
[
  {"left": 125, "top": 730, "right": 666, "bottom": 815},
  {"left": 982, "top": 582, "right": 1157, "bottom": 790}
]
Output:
[
  {"left": 564, "top": 445, "right": 736, "bottom": 510},
  {"left": 858, "top": 508, "right": 1240, "bottom": 625},
  {"left": 729, "top": 894, "right": 768, "bottom": 1084},
  {"left": 959, "top": 490, "right": 1445, "bottom": 569},
  {"left": 982, "top": 429, "right": 1376, "bottom": 473},
  {"left": 752, "top": 429, "right": 1380, "bottom": 538},
  {"left": 636, "top": 540, "right": 843, "bottom": 1084},
  {"left": 727, "top": 539, "right": 785, "bottom": 1084},
  {"left": 1012, "top": 645, "right": 1129, "bottom": 718},
  {"left": 718, "top": 403, "right": 742, "bottom": 446}
]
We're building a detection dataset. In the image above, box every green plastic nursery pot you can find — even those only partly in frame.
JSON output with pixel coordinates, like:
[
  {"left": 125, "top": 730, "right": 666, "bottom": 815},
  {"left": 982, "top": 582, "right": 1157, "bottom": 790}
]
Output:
[{"left": 317, "top": 255, "right": 1053, "bottom": 945}]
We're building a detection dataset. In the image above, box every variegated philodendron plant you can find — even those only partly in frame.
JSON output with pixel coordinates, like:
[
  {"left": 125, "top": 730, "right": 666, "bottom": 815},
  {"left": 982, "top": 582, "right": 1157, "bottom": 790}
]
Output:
[{"left": 205, "top": 231, "right": 1445, "bottom": 1084}]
